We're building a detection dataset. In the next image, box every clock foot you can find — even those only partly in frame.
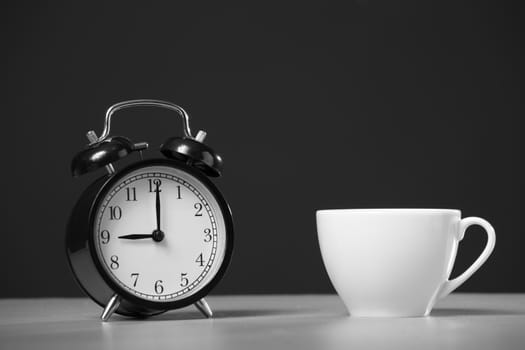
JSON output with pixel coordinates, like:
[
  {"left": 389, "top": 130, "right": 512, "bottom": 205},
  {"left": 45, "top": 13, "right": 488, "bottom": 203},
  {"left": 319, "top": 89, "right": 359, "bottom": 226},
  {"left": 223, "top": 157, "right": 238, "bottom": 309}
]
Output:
[
  {"left": 194, "top": 298, "right": 213, "bottom": 318},
  {"left": 101, "top": 294, "right": 121, "bottom": 322}
]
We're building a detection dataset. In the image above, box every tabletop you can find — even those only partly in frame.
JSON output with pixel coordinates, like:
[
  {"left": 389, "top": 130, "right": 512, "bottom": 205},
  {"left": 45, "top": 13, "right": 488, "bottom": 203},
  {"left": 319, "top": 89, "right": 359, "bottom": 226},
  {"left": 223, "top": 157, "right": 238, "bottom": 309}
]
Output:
[{"left": 1, "top": 294, "right": 524, "bottom": 350}]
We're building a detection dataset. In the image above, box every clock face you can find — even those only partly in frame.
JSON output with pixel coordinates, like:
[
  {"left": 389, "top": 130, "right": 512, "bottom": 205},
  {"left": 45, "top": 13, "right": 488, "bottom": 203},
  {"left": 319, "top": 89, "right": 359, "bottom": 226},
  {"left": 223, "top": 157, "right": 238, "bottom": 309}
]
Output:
[{"left": 92, "top": 164, "right": 228, "bottom": 303}]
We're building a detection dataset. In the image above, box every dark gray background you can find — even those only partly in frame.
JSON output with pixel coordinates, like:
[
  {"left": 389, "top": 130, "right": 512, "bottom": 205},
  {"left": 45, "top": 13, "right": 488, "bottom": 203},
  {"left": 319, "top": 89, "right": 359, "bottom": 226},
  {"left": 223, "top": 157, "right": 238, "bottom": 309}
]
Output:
[{"left": 3, "top": 1, "right": 523, "bottom": 297}]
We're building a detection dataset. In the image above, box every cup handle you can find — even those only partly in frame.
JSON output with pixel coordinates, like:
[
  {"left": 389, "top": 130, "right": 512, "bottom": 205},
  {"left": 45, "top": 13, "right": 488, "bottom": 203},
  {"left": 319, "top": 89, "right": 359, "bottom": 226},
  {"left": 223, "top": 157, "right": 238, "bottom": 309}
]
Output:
[{"left": 437, "top": 217, "right": 496, "bottom": 299}]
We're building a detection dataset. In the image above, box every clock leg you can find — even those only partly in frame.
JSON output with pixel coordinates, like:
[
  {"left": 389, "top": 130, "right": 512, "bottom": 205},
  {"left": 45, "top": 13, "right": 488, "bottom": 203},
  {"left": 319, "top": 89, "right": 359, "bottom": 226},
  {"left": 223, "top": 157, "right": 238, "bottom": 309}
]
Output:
[
  {"left": 194, "top": 298, "right": 213, "bottom": 318},
  {"left": 101, "top": 294, "right": 121, "bottom": 322}
]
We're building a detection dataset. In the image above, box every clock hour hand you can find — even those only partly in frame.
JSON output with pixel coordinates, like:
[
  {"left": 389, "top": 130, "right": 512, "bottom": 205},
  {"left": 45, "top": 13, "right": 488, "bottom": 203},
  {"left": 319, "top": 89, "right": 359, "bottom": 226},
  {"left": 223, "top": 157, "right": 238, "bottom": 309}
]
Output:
[
  {"left": 118, "top": 231, "right": 165, "bottom": 242},
  {"left": 118, "top": 234, "right": 154, "bottom": 240}
]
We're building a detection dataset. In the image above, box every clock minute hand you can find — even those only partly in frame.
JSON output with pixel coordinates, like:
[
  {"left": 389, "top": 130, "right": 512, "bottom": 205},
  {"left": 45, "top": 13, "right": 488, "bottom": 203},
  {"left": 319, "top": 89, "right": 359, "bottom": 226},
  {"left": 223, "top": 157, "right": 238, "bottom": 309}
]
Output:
[
  {"left": 118, "top": 234, "right": 154, "bottom": 240},
  {"left": 155, "top": 181, "right": 161, "bottom": 232}
]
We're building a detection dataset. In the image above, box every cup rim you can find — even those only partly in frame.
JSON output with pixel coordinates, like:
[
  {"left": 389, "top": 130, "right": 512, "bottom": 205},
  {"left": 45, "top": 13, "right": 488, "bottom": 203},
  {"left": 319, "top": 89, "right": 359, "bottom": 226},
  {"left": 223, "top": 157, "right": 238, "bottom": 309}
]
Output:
[{"left": 316, "top": 208, "right": 461, "bottom": 215}]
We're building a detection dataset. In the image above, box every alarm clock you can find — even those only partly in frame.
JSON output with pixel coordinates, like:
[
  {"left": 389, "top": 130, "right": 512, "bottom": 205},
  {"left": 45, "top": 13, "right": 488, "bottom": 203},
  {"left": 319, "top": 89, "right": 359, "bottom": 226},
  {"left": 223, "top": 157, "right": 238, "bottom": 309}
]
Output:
[{"left": 66, "top": 100, "right": 234, "bottom": 321}]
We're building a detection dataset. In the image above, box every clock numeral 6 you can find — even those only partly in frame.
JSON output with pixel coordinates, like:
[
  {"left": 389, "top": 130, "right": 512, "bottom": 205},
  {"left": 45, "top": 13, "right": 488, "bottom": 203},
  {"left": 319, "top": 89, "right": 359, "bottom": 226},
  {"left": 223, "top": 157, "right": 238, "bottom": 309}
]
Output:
[
  {"left": 131, "top": 273, "right": 139, "bottom": 287},
  {"left": 149, "top": 179, "right": 162, "bottom": 193},
  {"left": 109, "top": 206, "right": 122, "bottom": 220},
  {"left": 110, "top": 255, "right": 119, "bottom": 270},
  {"left": 180, "top": 273, "right": 189, "bottom": 287},
  {"left": 194, "top": 203, "right": 203, "bottom": 216},
  {"left": 100, "top": 230, "right": 110, "bottom": 244},
  {"left": 154, "top": 280, "right": 164, "bottom": 294}
]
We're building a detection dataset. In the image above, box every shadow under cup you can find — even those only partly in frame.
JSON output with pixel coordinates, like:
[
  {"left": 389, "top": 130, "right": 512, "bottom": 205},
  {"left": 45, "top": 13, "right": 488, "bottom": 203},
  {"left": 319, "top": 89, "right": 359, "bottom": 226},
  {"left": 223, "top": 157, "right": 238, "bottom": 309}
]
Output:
[{"left": 316, "top": 209, "right": 496, "bottom": 317}]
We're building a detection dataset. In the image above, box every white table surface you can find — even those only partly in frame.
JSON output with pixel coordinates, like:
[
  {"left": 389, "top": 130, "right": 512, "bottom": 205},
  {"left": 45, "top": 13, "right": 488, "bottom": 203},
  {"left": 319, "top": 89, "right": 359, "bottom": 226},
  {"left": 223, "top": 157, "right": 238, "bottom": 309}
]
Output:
[{"left": 1, "top": 294, "right": 524, "bottom": 350}]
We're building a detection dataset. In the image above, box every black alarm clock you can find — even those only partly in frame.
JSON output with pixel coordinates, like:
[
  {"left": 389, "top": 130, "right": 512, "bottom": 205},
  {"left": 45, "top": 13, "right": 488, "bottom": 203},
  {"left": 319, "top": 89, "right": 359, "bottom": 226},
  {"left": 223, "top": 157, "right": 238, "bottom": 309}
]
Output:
[{"left": 66, "top": 100, "right": 234, "bottom": 321}]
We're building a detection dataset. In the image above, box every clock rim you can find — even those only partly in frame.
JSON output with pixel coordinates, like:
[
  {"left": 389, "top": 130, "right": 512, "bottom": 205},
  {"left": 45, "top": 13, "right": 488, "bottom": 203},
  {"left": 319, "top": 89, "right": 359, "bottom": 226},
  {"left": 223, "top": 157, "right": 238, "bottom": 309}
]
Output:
[{"left": 87, "top": 158, "right": 234, "bottom": 311}]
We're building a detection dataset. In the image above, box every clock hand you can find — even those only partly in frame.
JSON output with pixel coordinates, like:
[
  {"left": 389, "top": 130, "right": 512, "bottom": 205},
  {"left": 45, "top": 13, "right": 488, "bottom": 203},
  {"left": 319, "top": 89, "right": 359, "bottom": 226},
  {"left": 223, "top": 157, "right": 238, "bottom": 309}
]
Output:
[
  {"left": 118, "top": 232, "right": 165, "bottom": 242},
  {"left": 118, "top": 234, "right": 154, "bottom": 240},
  {"left": 155, "top": 181, "right": 161, "bottom": 232}
]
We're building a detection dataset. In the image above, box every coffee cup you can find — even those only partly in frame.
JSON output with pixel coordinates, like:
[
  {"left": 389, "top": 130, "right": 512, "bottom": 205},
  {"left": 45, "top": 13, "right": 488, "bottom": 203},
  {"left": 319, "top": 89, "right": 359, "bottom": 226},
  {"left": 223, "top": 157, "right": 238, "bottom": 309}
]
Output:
[{"left": 316, "top": 209, "right": 495, "bottom": 317}]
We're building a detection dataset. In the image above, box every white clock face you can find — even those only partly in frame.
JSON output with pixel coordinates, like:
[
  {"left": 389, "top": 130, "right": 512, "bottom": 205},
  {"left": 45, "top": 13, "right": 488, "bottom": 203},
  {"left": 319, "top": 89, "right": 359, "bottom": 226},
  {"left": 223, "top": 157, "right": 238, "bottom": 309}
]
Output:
[{"left": 93, "top": 165, "right": 227, "bottom": 302}]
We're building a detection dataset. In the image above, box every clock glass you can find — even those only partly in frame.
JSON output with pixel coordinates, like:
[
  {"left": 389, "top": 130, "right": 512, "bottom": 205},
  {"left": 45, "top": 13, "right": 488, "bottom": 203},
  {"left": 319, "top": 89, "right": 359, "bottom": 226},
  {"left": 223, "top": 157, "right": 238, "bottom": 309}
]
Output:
[{"left": 92, "top": 165, "right": 227, "bottom": 302}]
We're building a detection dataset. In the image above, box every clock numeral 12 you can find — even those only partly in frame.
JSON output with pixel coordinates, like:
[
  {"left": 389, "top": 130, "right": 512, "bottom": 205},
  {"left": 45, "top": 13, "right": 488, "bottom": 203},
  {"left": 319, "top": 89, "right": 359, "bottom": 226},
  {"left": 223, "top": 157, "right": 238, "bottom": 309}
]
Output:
[
  {"left": 126, "top": 187, "right": 137, "bottom": 201},
  {"left": 149, "top": 179, "right": 162, "bottom": 192}
]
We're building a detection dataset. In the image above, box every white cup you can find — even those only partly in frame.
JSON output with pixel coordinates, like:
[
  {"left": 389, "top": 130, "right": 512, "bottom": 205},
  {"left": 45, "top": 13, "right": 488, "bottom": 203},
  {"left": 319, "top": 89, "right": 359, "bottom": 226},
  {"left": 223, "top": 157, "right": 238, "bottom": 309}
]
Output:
[{"left": 316, "top": 209, "right": 496, "bottom": 317}]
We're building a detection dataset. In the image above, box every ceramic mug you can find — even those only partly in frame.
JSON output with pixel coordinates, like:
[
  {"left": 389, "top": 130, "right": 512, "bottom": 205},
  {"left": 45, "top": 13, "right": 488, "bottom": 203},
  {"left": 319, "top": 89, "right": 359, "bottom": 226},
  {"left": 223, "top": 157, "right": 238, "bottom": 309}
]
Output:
[{"left": 316, "top": 209, "right": 496, "bottom": 317}]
